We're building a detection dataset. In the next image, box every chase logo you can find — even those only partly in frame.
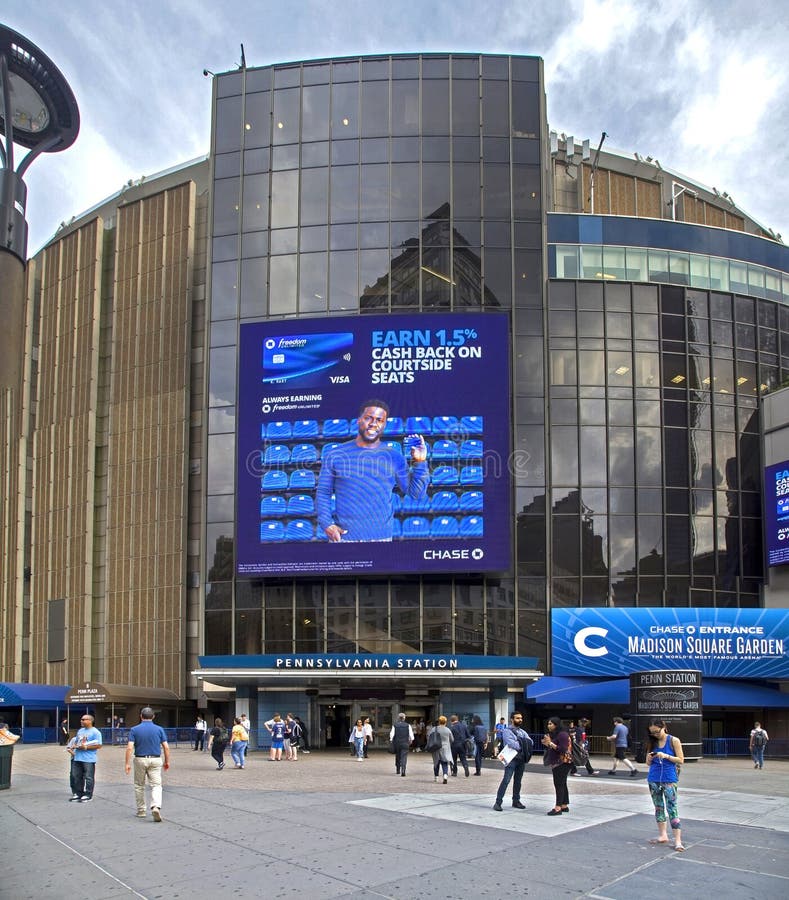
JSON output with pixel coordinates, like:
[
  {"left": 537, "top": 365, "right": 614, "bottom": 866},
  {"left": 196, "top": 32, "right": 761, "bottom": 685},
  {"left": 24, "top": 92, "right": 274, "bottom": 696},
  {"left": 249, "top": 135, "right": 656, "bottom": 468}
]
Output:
[
  {"left": 265, "top": 339, "right": 276, "bottom": 350},
  {"left": 574, "top": 626, "right": 609, "bottom": 657},
  {"left": 471, "top": 548, "right": 484, "bottom": 560}
]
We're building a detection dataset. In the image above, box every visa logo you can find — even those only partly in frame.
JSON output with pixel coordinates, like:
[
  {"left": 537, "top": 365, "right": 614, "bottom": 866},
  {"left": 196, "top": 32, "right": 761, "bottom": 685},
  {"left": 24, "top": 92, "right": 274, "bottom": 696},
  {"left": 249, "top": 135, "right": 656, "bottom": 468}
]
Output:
[{"left": 330, "top": 376, "right": 349, "bottom": 383}]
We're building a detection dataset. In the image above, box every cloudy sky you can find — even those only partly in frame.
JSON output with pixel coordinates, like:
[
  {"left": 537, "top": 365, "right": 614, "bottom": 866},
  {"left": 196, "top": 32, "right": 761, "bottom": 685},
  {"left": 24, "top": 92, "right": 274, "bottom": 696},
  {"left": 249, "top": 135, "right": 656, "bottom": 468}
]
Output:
[{"left": 4, "top": 0, "right": 789, "bottom": 252}]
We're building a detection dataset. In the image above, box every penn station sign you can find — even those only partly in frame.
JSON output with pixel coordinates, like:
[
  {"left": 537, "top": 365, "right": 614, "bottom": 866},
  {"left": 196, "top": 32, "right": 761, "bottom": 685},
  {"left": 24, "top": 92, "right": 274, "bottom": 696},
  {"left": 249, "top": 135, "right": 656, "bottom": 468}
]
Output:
[
  {"left": 275, "top": 654, "right": 458, "bottom": 670},
  {"left": 552, "top": 608, "right": 789, "bottom": 678}
]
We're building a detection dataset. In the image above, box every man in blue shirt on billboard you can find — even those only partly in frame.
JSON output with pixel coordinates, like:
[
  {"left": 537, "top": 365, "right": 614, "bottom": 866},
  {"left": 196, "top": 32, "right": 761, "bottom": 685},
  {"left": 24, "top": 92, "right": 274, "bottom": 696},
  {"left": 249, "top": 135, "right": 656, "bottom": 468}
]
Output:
[
  {"left": 124, "top": 707, "right": 170, "bottom": 821},
  {"left": 67, "top": 713, "right": 103, "bottom": 802},
  {"left": 317, "top": 400, "right": 428, "bottom": 542}
]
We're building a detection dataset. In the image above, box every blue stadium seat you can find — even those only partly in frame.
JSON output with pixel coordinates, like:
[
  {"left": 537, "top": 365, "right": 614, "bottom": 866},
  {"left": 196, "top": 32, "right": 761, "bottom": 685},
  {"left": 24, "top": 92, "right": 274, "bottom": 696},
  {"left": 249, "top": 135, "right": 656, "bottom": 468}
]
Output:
[
  {"left": 260, "top": 520, "right": 286, "bottom": 541},
  {"left": 261, "top": 470, "right": 289, "bottom": 491},
  {"left": 286, "top": 519, "right": 314, "bottom": 541},
  {"left": 431, "top": 440, "right": 458, "bottom": 460},
  {"left": 289, "top": 469, "right": 316, "bottom": 490},
  {"left": 406, "top": 415, "right": 432, "bottom": 434},
  {"left": 402, "top": 516, "right": 430, "bottom": 538},
  {"left": 323, "top": 418, "right": 349, "bottom": 437},
  {"left": 263, "top": 444, "right": 291, "bottom": 464},
  {"left": 382, "top": 440, "right": 403, "bottom": 455},
  {"left": 287, "top": 494, "right": 315, "bottom": 516},
  {"left": 460, "top": 465, "right": 483, "bottom": 485},
  {"left": 460, "top": 439, "right": 483, "bottom": 458},
  {"left": 290, "top": 443, "right": 318, "bottom": 463},
  {"left": 260, "top": 495, "right": 287, "bottom": 517},
  {"left": 459, "top": 490, "right": 484, "bottom": 512},
  {"left": 431, "top": 516, "right": 460, "bottom": 538},
  {"left": 432, "top": 466, "right": 459, "bottom": 485},
  {"left": 292, "top": 419, "right": 319, "bottom": 438},
  {"left": 321, "top": 442, "right": 340, "bottom": 459},
  {"left": 401, "top": 494, "right": 431, "bottom": 513},
  {"left": 460, "top": 515, "right": 484, "bottom": 537},
  {"left": 266, "top": 421, "right": 292, "bottom": 439},
  {"left": 385, "top": 416, "right": 404, "bottom": 436},
  {"left": 432, "top": 415, "right": 459, "bottom": 435},
  {"left": 460, "top": 415, "right": 483, "bottom": 434},
  {"left": 431, "top": 491, "right": 460, "bottom": 512}
]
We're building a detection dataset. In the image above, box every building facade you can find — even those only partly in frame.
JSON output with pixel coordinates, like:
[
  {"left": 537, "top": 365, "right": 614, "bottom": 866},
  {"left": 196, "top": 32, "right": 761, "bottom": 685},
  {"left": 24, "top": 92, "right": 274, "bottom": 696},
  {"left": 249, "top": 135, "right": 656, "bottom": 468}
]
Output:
[{"left": 3, "top": 53, "right": 789, "bottom": 742}]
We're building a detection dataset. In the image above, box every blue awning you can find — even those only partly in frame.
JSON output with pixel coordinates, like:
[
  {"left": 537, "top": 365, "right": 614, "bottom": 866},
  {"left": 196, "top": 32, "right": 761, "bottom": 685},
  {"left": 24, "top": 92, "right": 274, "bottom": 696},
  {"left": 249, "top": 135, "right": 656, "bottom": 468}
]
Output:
[
  {"left": 525, "top": 676, "right": 629, "bottom": 705},
  {"left": 0, "top": 682, "right": 70, "bottom": 710},
  {"left": 702, "top": 679, "right": 789, "bottom": 708},
  {"left": 525, "top": 676, "right": 789, "bottom": 708}
]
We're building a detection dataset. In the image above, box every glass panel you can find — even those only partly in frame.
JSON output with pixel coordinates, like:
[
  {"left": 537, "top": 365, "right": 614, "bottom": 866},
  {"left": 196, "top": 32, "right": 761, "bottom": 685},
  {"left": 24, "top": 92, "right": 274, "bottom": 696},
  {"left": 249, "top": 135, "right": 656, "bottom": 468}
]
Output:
[
  {"left": 272, "top": 87, "right": 300, "bottom": 144},
  {"left": 482, "top": 79, "right": 509, "bottom": 134},
  {"left": 625, "top": 247, "right": 648, "bottom": 282},
  {"left": 332, "top": 82, "right": 359, "bottom": 138},
  {"left": 689, "top": 253, "right": 710, "bottom": 288},
  {"left": 361, "top": 163, "right": 389, "bottom": 221},
  {"left": 240, "top": 257, "right": 267, "bottom": 318},
  {"left": 213, "top": 178, "right": 240, "bottom": 236},
  {"left": 330, "top": 165, "right": 359, "bottom": 223},
  {"left": 299, "top": 252, "right": 328, "bottom": 313},
  {"left": 270, "top": 170, "right": 299, "bottom": 228},
  {"left": 421, "top": 78, "right": 449, "bottom": 134},
  {"left": 453, "top": 162, "right": 481, "bottom": 219},
  {"left": 301, "top": 84, "right": 330, "bottom": 141},
  {"left": 269, "top": 255, "right": 297, "bottom": 316},
  {"left": 581, "top": 246, "right": 603, "bottom": 279},
  {"left": 580, "top": 427, "right": 607, "bottom": 485},
  {"left": 215, "top": 151, "right": 240, "bottom": 179},
  {"left": 609, "top": 427, "right": 635, "bottom": 484},
  {"left": 390, "top": 163, "right": 420, "bottom": 219},
  {"left": 208, "top": 405, "right": 235, "bottom": 436},
  {"left": 603, "top": 246, "right": 626, "bottom": 280},
  {"left": 392, "top": 80, "right": 419, "bottom": 135},
  {"left": 211, "top": 261, "right": 238, "bottom": 320},
  {"left": 215, "top": 96, "right": 242, "bottom": 154},
  {"left": 422, "top": 162, "right": 450, "bottom": 219},
  {"left": 709, "top": 259, "right": 730, "bottom": 292},
  {"left": 550, "top": 349, "right": 577, "bottom": 385},
  {"left": 452, "top": 79, "right": 479, "bottom": 135},
  {"left": 329, "top": 250, "right": 358, "bottom": 311},
  {"left": 551, "top": 426, "right": 579, "bottom": 484},
  {"left": 207, "top": 433, "right": 235, "bottom": 493}
]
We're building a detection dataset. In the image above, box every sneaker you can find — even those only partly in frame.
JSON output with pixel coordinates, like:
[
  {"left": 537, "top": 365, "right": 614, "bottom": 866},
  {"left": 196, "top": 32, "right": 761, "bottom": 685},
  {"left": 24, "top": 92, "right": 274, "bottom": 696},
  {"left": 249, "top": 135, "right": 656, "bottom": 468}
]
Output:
[
  {"left": 434, "top": 776, "right": 439, "bottom": 783},
  {"left": 69, "top": 794, "right": 80, "bottom": 801},
  {"left": 607, "top": 770, "right": 617, "bottom": 775},
  {"left": 136, "top": 810, "right": 146, "bottom": 818},
  {"left": 493, "top": 802, "right": 503, "bottom": 811},
  {"left": 219, "top": 761, "right": 225, "bottom": 770},
  {"left": 79, "top": 796, "right": 92, "bottom": 802},
  {"left": 473, "top": 771, "right": 481, "bottom": 776},
  {"left": 590, "top": 770, "right": 600, "bottom": 776},
  {"left": 443, "top": 775, "right": 448, "bottom": 784},
  {"left": 571, "top": 772, "right": 582, "bottom": 776},
  {"left": 151, "top": 807, "right": 162, "bottom": 822},
  {"left": 512, "top": 801, "right": 526, "bottom": 809},
  {"left": 629, "top": 769, "right": 638, "bottom": 777}
]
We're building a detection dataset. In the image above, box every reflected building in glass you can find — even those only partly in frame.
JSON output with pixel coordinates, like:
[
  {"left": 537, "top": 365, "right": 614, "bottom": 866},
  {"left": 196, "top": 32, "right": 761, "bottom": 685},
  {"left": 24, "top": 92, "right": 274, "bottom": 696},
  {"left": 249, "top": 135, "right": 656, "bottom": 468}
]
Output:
[{"left": 7, "top": 53, "right": 789, "bottom": 738}]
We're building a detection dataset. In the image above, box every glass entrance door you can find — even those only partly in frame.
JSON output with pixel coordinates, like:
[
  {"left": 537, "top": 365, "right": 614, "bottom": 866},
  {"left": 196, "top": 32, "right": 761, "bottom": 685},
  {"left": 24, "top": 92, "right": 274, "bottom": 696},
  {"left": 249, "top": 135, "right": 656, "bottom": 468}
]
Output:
[{"left": 354, "top": 702, "right": 396, "bottom": 750}]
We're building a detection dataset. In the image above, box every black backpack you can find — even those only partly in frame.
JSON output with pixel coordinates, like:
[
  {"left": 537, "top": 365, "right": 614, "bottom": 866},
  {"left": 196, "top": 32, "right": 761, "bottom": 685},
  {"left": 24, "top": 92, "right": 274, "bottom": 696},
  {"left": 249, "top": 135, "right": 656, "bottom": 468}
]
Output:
[
  {"left": 215, "top": 726, "right": 229, "bottom": 743},
  {"left": 426, "top": 729, "right": 442, "bottom": 752},
  {"left": 753, "top": 730, "right": 767, "bottom": 748},
  {"left": 518, "top": 732, "right": 534, "bottom": 764}
]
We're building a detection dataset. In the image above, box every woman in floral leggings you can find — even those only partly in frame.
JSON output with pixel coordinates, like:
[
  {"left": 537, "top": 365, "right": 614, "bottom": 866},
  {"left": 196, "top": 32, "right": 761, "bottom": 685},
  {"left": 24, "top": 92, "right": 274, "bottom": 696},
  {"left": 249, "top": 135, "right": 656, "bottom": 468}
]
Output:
[{"left": 645, "top": 719, "right": 685, "bottom": 851}]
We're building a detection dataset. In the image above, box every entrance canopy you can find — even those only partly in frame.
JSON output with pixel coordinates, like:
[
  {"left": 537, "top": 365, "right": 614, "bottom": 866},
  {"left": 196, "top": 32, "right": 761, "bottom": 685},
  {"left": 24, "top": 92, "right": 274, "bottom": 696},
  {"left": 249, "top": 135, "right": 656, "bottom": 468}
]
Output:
[
  {"left": 0, "top": 682, "right": 69, "bottom": 710},
  {"left": 64, "top": 682, "right": 180, "bottom": 705},
  {"left": 525, "top": 675, "right": 789, "bottom": 708}
]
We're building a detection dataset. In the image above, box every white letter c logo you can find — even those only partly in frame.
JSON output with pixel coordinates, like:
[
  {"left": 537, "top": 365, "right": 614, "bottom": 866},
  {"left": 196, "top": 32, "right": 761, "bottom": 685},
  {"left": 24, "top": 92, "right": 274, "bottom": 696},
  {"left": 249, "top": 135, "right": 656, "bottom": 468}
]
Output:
[{"left": 574, "top": 626, "right": 609, "bottom": 657}]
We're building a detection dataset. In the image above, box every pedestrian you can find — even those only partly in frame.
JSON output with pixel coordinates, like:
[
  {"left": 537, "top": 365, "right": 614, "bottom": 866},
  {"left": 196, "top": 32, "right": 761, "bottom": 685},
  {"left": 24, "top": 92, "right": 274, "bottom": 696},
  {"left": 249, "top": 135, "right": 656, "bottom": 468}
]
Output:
[
  {"left": 606, "top": 716, "right": 638, "bottom": 777},
  {"left": 230, "top": 716, "right": 248, "bottom": 768},
  {"left": 414, "top": 718, "right": 426, "bottom": 751},
  {"left": 59, "top": 717, "right": 70, "bottom": 746},
  {"left": 193, "top": 714, "right": 207, "bottom": 751},
  {"left": 471, "top": 715, "right": 488, "bottom": 775},
  {"left": 493, "top": 710, "right": 532, "bottom": 811},
  {"left": 749, "top": 721, "right": 769, "bottom": 769},
  {"left": 239, "top": 713, "right": 252, "bottom": 744},
  {"left": 569, "top": 719, "right": 599, "bottom": 776},
  {"left": 428, "top": 716, "right": 453, "bottom": 783},
  {"left": 389, "top": 712, "right": 414, "bottom": 777},
  {"left": 294, "top": 714, "right": 311, "bottom": 753},
  {"left": 208, "top": 716, "right": 229, "bottom": 769},
  {"left": 494, "top": 716, "right": 507, "bottom": 755},
  {"left": 362, "top": 717, "right": 374, "bottom": 757},
  {"left": 349, "top": 718, "right": 366, "bottom": 760},
  {"left": 67, "top": 713, "right": 102, "bottom": 802},
  {"left": 265, "top": 713, "right": 287, "bottom": 760},
  {"left": 645, "top": 719, "right": 685, "bottom": 851},
  {"left": 449, "top": 714, "right": 471, "bottom": 777},
  {"left": 0, "top": 719, "right": 20, "bottom": 746},
  {"left": 286, "top": 713, "right": 301, "bottom": 760},
  {"left": 542, "top": 716, "right": 573, "bottom": 815},
  {"left": 124, "top": 707, "right": 170, "bottom": 822}
]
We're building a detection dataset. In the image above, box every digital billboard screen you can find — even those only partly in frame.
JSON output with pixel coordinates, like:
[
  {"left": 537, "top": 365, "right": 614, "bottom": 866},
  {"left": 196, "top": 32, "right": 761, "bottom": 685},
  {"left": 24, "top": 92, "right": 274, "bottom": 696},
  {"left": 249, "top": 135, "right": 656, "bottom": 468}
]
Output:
[
  {"left": 236, "top": 312, "right": 511, "bottom": 576},
  {"left": 764, "top": 460, "right": 789, "bottom": 567}
]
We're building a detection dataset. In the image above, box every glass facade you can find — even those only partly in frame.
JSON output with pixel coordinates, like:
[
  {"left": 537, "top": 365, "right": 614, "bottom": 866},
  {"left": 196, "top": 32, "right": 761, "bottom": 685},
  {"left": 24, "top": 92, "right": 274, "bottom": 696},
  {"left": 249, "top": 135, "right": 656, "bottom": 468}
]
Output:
[
  {"left": 205, "top": 53, "right": 789, "bottom": 675},
  {"left": 206, "top": 53, "right": 546, "bottom": 664}
]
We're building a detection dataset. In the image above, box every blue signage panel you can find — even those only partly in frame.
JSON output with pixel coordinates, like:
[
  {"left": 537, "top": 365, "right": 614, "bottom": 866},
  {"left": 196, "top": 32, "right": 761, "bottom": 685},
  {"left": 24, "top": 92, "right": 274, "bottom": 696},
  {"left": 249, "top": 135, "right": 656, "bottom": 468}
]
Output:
[
  {"left": 199, "top": 654, "right": 540, "bottom": 671},
  {"left": 235, "top": 312, "right": 511, "bottom": 576},
  {"left": 764, "top": 460, "right": 789, "bottom": 567},
  {"left": 552, "top": 608, "right": 789, "bottom": 678}
]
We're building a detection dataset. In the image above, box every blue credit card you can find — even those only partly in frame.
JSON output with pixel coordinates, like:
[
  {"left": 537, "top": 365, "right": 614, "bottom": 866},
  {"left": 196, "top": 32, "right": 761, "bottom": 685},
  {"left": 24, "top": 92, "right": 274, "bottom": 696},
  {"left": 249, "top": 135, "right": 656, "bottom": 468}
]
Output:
[{"left": 261, "top": 332, "right": 354, "bottom": 384}]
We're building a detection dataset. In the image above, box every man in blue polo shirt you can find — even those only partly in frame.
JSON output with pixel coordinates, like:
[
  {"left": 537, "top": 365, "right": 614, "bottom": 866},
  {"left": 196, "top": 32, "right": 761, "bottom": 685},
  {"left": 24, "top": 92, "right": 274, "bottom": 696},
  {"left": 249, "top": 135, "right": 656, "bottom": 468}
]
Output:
[
  {"left": 124, "top": 707, "right": 170, "bottom": 822},
  {"left": 67, "top": 713, "right": 103, "bottom": 802}
]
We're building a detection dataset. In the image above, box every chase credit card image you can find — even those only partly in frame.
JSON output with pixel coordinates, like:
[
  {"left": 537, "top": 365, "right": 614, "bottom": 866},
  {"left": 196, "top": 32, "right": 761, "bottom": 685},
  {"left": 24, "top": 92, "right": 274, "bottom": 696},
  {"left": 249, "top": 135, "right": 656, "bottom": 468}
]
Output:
[{"left": 261, "top": 332, "right": 354, "bottom": 384}]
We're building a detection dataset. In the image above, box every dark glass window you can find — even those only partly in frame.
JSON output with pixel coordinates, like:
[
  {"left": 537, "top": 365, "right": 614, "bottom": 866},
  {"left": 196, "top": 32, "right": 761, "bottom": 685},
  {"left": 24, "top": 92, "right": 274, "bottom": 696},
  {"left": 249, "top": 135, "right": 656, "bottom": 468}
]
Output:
[
  {"left": 215, "top": 152, "right": 241, "bottom": 179},
  {"left": 330, "top": 165, "right": 360, "bottom": 223},
  {"left": 241, "top": 174, "right": 269, "bottom": 232},
  {"left": 213, "top": 178, "right": 240, "bottom": 236},
  {"left": 244, "top": 91, "right": 271, "bottom": 149},
  {"left": 482, "top": 163, "right": 510, "bottom": 218},
  {"left": 361, "top": 137, "right": 389, "bottom": 163},
  {"left": 510, "top": 81, "right": 540, "bottom": 135},
  {"left": 215, "top": 96, "right": 242, "bottom": 154},
  {"left": 300, "top": 167, "right": 329, "bottom": 226},
  {"left": 302, "top": 142, "right": 329, "bottom": 167},
  {"left": 390, "top": 163, "right": 420, "bottom": 219},
  {"left": 452, "top": 79, "right": 479, "bottom": 134},
  {"left": 422, "top": 163, "right": 450, "bottom": 219},
  {"left": 299, "top": 252, "right": 328, "bottom": 313},
  {"left": 269, "top": 255, "right": 297, "bottom": 315},
  {"left": 240, "top": 257, "right": 267, "bottom": 318},
  {"left": 482, "top": 80, "right": 509, "bottom": 134},
  {"left": 329, "top": 250, "right": 358, "bottom": 310},
  {"left": 272, "top": 87, "right": 300, "bottom": 144},
  {"left": 270, "top": 170, "right": 299, "bottom": 228},
  {"left": 303, "top": 63, "right": 330, "bottom": 85},
  {"left": 392, "top": 80, "right": 419, "bottom": 134},
  {"left": 211, "top": 261, "right": 238, "bottom": 320},
  {"left": 421, "top": 78, "right": 449, "bottom": 134},
  {"left": 331, "top": 82, "right": 359, "bottom": 138},
  {"left": 301, "top": 84, "right": 330, "bottom": 141}
]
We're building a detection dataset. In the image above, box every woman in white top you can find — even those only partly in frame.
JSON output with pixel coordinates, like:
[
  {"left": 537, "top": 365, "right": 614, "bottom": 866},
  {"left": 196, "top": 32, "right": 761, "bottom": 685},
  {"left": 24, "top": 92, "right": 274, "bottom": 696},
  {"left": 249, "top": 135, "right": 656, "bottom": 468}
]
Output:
[{"left": 349, "top": 719, "right": 366, "bottom": 760}]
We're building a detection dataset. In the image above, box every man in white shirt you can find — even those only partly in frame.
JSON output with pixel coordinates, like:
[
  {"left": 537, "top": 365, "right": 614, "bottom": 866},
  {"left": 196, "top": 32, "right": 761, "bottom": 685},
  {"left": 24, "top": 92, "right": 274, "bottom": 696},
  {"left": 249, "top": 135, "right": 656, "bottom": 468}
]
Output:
[{"left": 750, "top": 722, "right": 769, "bottom": 769}]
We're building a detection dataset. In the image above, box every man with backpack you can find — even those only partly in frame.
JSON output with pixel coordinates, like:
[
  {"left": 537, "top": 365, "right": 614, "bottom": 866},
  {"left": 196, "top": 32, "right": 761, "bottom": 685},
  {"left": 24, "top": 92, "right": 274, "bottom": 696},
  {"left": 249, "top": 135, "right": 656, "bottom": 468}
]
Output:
[
  {"left": 208, "top": 717, "right": 229, "bottom": 769},
  {"left": 493, "top": 711, "right": 533, "bottom": 811},
  {"left": 750, "top": 722, "right": 769, "bottom": 769}
]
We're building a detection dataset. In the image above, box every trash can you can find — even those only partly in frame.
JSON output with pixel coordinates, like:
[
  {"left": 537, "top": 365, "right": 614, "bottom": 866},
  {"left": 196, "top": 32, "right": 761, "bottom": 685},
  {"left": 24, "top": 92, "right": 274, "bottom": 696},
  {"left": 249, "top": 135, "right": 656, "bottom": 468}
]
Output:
[{"left": 0, "top": 744, "right": 13, "bottom": 790}]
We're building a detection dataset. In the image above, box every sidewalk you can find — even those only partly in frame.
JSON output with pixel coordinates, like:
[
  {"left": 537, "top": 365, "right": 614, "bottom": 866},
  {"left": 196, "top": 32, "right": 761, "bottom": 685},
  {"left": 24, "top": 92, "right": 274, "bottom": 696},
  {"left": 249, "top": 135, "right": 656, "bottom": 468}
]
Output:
[{"left": 2, "top": 746, "right": 788, "bottom": 898}]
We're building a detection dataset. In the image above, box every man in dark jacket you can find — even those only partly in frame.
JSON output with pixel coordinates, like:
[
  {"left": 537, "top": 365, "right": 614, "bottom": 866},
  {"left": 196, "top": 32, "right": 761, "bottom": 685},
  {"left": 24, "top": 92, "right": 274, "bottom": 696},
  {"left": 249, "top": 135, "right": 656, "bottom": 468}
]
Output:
[
  {"left": 389, "top": 713, "right": 414, "bottom": 777},
  {"left": 449, "top": 714, "right": 471, "bottom": 777}
]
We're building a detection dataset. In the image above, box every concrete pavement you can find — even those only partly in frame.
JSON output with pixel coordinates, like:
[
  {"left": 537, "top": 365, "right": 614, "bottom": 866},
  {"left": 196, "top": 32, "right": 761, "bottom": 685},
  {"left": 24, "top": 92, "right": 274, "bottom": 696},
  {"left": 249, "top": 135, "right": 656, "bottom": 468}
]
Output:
[{"left": 1, "top": 744, "right": 788, "bottom": 898}]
